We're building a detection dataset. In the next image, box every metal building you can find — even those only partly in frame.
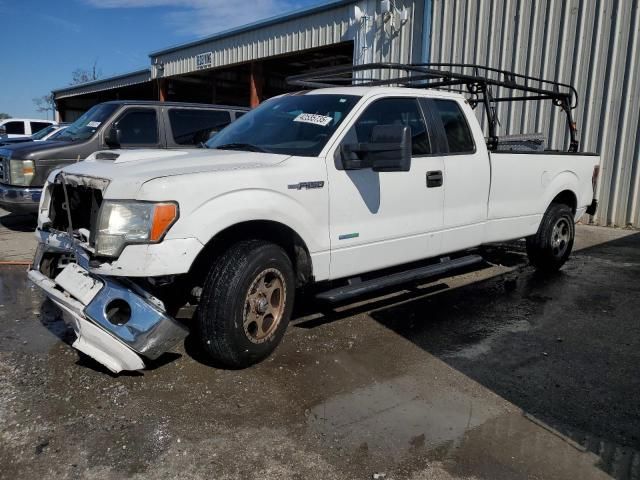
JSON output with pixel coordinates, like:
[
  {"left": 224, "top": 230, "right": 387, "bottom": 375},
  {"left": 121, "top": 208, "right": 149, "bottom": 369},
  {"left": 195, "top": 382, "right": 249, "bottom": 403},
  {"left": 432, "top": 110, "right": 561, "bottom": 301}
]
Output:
[
  {"left": 54, "top": 0, "right": 426, "bottom": 112},
  {"left": 427, "top": 0, "right": 640, "bottom": 227},
  {"left": 53, "top": 69, "right": 154, "bottom": 121},
  {"left": 52, "top": 0, "right": 639, "bottom": 227}
]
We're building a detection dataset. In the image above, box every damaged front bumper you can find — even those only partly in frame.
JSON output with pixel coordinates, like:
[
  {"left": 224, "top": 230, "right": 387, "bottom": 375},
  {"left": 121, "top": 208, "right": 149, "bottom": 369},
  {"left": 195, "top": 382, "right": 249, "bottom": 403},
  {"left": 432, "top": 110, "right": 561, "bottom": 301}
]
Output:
[{"left": 28, "top": 239, "right": 188, "bottom": 373}]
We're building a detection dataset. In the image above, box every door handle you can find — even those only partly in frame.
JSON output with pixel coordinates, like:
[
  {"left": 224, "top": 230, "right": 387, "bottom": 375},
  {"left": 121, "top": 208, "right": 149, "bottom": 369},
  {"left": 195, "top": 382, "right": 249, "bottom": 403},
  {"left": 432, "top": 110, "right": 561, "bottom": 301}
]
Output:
[{"left": 426, "top": 170, "right": 443, "bottom": 188}]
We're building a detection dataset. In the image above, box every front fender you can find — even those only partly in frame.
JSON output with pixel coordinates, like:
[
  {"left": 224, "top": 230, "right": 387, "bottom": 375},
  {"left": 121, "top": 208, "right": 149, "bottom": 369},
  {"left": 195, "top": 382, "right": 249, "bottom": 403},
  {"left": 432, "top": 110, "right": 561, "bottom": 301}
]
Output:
[
  {"left": 184, "top": 189, "right": 326, "bottom": 252},
  {"left": 174, "top": 188, "right": 329, "bottom": 256}
]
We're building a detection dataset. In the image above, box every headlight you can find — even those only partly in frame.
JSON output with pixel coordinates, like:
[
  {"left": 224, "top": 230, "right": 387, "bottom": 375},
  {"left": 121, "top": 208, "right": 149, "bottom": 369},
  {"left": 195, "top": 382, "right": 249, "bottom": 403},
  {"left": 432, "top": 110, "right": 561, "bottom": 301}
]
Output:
[
  {"left": 9, "top": 159, "right": 35, "bottom": 186},
  {"left": 95, "top": 201, "right": 178, "bottom": 257}
]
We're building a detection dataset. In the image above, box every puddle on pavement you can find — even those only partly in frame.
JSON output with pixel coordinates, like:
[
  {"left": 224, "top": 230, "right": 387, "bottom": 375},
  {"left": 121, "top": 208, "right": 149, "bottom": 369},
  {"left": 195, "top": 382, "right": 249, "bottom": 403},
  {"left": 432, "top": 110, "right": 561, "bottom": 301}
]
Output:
[
  {"left": 307, "top": 373, "right": 611, "bottom": 479},
  {"left": 0, "top": 266, "right": 72, "bottom": 355},
  {"left": 307, "top": 373, "right": 502, "bottom": 459}
]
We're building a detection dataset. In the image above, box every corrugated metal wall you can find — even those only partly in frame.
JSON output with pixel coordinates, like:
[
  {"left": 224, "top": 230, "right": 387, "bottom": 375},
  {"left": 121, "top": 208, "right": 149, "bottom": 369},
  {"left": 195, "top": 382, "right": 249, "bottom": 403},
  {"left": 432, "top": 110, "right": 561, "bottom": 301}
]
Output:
[
  {"left": 354, "top": 0, "right": 425, "bottom": 65},
  {"left": 429, "top": 0, "right": 640, "bottom": 227}
]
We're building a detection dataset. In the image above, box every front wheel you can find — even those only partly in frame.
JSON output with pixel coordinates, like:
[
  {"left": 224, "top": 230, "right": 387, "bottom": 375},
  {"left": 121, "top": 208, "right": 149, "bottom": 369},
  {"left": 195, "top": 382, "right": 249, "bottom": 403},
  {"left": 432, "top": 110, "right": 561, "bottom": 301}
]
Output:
[
  {"left": 526, "top": 203, "right": 575, "bottom": 272},
  {"left": 196, "top": 240, "right": 295, "bottom": 368}
]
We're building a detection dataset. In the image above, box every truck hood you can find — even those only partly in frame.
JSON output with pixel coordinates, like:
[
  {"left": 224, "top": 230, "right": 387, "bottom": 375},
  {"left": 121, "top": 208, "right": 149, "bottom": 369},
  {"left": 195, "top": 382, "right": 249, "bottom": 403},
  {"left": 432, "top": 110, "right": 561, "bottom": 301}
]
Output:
[
  {"left": 53, "top": 148, "right": 291, "bottom": 196},
  {"left": 1, "top": 139, "right": 74, "bottom": 158}
]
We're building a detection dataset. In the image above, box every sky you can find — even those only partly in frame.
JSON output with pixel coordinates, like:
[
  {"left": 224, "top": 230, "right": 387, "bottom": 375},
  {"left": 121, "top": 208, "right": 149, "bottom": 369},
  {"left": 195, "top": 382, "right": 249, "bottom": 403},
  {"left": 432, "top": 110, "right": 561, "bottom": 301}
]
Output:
[{"left": 0, "top": 0, "right": 323, "bottom": 119}]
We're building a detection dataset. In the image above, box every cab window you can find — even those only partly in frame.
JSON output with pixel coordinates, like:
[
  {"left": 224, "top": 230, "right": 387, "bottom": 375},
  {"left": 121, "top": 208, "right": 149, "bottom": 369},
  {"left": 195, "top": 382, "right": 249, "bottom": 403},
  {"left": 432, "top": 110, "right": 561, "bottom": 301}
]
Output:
[
  {"left": 346, "top": 98, "right": 430, "bottom": 155},
  {"left": 431, "top": 100, "right": 475, "bottom": 154},
  {"left": 30, "top": 122, "right": 52, "bottom": 134},
  {"left": 169, "top": 109, "right": 231, "bottom": 145},
  {"left": 4, "top": 121, "right": 25, "bottom": 135},
  {"left": 117, "top": 109, "right": 159, "bottom": 145}
]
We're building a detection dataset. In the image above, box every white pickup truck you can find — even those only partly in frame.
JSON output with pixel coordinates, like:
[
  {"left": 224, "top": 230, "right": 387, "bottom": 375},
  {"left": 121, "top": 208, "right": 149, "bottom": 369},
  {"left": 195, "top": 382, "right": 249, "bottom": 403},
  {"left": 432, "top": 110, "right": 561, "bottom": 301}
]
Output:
[{"left": 28, "top": 64, "right": 600, "bottom": 373}]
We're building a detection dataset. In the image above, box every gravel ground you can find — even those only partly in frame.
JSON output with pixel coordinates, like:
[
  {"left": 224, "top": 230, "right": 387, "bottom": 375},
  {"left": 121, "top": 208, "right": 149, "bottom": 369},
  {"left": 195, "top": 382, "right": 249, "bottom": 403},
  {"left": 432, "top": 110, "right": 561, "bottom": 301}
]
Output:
[{"left": 0, "top": 217, "right": 638, "bottom": 479}]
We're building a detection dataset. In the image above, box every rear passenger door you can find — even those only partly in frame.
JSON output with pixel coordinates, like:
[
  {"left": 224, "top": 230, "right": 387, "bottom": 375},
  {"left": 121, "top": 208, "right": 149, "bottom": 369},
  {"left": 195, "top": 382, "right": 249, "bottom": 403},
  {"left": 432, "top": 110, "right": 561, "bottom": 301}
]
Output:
[
  {"left": 167, "top": 108, "right": 232, "bottom": 147},
  {"left": 421, "top": 98, "right": 490, "bottom": 252}
]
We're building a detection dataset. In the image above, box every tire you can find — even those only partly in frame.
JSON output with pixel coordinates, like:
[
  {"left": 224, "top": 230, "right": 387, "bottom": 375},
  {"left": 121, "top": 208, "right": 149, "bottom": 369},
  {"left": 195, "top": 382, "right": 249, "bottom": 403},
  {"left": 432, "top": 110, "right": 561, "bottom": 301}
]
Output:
[
  {"left": 196, "top": 240, "right": 295, "bottom": 368},
  {"left": 526, "top": 203, "right": 575, "bottom": 272}
]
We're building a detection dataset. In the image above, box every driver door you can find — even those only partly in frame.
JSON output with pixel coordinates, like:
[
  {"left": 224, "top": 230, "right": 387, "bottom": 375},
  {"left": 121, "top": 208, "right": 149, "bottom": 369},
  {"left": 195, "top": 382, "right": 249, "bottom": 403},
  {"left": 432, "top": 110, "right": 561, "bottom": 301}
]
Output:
[{"left": 326, "top": 96, "right": 445, "bottom": 280}]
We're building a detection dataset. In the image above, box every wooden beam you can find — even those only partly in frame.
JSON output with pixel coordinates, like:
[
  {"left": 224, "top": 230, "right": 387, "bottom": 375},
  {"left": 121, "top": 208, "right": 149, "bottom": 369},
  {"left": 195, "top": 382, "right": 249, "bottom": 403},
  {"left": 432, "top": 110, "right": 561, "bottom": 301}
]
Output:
[
  {"left": 249, "top": 62, "right": 263, "bottom": 108},
  {"left": 158, "top": 78, "right": 167, "bottom": 102}
]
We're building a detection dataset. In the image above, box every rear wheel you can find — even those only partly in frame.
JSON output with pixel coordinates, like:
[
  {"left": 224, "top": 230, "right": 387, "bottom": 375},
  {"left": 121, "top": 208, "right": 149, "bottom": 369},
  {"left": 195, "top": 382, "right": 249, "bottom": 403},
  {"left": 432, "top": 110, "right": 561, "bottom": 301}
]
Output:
[
  {"left": 196, "top": 240, "right": 295, "bottom": 368},
  {"left": 526, "top": 203, "right": 575, "bottom": 272}
]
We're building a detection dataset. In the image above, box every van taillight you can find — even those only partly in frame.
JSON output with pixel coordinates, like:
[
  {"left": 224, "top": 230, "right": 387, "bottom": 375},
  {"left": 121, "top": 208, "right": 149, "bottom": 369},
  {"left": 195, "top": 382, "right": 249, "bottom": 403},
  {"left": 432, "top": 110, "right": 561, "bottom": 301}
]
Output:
[{"left": 592, "top": 166, "right": 600, "bottom": 193}]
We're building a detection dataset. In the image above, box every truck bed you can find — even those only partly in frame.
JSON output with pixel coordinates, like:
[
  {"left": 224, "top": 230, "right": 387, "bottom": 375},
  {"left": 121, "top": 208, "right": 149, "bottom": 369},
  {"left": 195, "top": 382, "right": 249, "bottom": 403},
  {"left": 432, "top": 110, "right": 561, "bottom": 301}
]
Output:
[{"left": 484, "top": 151, "right": 600, "bottom": 243}]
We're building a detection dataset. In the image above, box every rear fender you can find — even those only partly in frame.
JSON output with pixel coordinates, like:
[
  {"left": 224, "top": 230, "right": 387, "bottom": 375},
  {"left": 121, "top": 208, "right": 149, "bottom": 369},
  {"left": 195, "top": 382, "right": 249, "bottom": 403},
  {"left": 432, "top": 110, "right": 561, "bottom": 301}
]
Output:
[{"left": 542, "top": 171, "right": 579, "bottom": 214}]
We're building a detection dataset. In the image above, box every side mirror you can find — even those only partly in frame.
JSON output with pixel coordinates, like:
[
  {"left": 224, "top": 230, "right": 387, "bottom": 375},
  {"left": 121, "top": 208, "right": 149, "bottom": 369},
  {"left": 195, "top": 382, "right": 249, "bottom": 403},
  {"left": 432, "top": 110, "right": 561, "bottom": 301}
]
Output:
[
  {"left": 104, "top": 125, "right": 122, "bottom": 148},
  {"left": 341, "top": 125, "right": 411, "bottom": 172},
  {"left": 0, "top": 125, "right": 6, "bottom": 138}
]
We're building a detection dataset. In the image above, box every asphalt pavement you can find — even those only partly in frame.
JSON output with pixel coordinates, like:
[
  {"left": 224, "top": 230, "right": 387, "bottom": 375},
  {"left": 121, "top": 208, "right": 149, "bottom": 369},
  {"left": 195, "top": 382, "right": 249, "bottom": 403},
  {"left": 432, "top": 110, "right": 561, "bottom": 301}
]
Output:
[
  {"left": 0, "top": 207, "right": 37, "bottom": 263},
  {"left": 0, "top": 207, "right": 638, "bottom": 479}
]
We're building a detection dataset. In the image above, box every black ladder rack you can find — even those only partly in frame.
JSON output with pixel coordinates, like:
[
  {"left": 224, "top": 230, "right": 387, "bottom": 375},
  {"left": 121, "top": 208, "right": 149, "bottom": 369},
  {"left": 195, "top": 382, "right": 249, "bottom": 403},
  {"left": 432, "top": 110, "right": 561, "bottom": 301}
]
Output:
[{"left": 287, "top": 63, "right": 579, "bottom": 152}]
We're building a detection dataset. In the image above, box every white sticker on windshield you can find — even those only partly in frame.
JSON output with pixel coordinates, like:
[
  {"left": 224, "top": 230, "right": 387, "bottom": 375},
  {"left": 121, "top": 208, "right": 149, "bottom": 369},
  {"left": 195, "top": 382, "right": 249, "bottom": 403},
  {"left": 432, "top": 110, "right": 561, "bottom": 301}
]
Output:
[
  {"left": 87, "top": 121, "right": 101, "bottom": 128},
  {"left": 293, "top": 113, "right": 333, "bottom": 127}
]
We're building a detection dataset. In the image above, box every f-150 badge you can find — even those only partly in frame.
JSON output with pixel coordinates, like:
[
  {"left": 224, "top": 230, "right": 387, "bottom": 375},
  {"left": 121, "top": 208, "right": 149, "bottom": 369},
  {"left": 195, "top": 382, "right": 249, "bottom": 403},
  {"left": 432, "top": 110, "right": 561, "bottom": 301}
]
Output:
[{"left": 288, "top": 181, "right": 325, "bottom": 190}]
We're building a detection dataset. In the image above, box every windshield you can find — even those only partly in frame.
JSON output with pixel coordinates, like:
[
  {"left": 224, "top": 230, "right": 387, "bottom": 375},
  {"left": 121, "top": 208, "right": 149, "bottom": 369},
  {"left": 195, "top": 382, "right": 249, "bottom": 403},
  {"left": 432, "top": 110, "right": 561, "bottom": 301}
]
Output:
[
  {"left": 31, "top": 125, "right": 57, "bottom": 140},
  {"left": 48, "top": 127, "right": 67, "bottom": 140},
  {"left": 55, "top": 103, "right": 119, "bottom": 142},
  {"left": 206, "top": 94, "right": 361, "bottom": 156}
]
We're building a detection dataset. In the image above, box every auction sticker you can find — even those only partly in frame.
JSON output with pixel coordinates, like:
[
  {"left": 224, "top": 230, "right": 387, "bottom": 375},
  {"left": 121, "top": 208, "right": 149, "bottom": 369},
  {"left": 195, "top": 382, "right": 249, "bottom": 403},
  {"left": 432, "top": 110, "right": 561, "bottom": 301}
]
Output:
[
  {"left": 87, "top": 121, "right": 101, "bottom": 128},
  {"left": 293, "top": 113, "right": 333, "bottom": 127}
]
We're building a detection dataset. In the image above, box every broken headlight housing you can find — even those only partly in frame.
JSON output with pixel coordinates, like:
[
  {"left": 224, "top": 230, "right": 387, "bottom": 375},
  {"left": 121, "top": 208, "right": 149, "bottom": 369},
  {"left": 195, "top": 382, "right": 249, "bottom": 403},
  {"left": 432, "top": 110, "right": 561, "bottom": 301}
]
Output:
[{"left": 95, "top": 200, "right": 178, "bottom": 257}]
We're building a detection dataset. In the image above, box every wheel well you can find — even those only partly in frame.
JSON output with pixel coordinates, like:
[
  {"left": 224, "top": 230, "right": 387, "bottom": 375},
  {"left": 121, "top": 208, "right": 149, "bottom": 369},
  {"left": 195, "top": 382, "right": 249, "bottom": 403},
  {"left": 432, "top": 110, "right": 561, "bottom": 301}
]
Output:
[
  {"left": 551, "top": 190, "right": 577, "bottom": 213},
  {"left": 189, "top": 220, "right": 313, "bottom": 287}
]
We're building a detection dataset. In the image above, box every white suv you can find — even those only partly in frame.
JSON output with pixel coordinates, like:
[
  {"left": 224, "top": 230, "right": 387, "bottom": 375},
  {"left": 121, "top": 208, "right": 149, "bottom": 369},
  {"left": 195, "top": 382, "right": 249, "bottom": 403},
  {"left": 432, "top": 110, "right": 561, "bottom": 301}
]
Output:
[{"left": 0, "top": 118, "right": 57, "bottom": 138}]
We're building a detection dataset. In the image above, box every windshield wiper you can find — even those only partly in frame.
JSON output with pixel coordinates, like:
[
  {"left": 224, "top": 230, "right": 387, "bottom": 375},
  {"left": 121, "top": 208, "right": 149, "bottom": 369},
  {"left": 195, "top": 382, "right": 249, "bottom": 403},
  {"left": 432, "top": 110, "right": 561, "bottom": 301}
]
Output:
[{"left": 215, "top": 143, "right": 267, "bottom": 153}]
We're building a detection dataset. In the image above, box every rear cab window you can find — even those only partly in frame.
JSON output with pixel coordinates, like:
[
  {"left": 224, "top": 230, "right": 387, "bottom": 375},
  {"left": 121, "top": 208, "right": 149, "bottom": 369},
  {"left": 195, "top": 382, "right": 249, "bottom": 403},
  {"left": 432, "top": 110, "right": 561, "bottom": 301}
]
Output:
[
  {"left": 168, "top": 109, "right": 232, "bottom": 145},
  {"left": 429, "top": 99, "right": 475, "bottom": 154},
  {"left": 30, "top": 122, "right": 52, "bottom": 134}
]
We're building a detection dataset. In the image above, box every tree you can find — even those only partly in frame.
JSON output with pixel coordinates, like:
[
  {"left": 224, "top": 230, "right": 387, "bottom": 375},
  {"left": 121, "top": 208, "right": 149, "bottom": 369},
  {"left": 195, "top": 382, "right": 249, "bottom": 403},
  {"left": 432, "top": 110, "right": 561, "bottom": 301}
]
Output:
[
  {"left": 32, "top": 61, "right": 103, "bottom": 120},
  {"left": 71, "top": 60, "right": 102, "bottom": 85},
  {"left": 33, "top": 94, "right": 56, "bottom": 120},
  {"left": 0, "top": 113, "right": 10, "bottom": 120}
]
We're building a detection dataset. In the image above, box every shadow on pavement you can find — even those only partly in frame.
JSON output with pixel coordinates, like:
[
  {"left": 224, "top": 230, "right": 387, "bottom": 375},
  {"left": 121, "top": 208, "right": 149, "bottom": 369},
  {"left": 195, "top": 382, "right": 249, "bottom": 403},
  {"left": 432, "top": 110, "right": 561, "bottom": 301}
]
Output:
[
  {"left": 0, "top": 210, "right": 37, "bottom": 232},
  {"left": 367, "top": 232, "right": 640, "bottom": 480}
]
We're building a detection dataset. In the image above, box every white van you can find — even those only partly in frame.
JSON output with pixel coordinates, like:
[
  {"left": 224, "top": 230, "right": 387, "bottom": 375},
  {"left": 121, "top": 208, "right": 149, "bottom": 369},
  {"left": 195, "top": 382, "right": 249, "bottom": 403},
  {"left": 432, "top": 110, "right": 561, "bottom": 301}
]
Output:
[{"left": 0, "top": 118, "right": 57, "bottom": 138}]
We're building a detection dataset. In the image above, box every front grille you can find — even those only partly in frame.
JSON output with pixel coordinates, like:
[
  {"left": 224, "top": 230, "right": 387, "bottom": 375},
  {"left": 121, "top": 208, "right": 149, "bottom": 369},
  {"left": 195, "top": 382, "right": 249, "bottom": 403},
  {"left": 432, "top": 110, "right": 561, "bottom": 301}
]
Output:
[{"left": 49, "top": 183, "right": 103, "bottom": 243}]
